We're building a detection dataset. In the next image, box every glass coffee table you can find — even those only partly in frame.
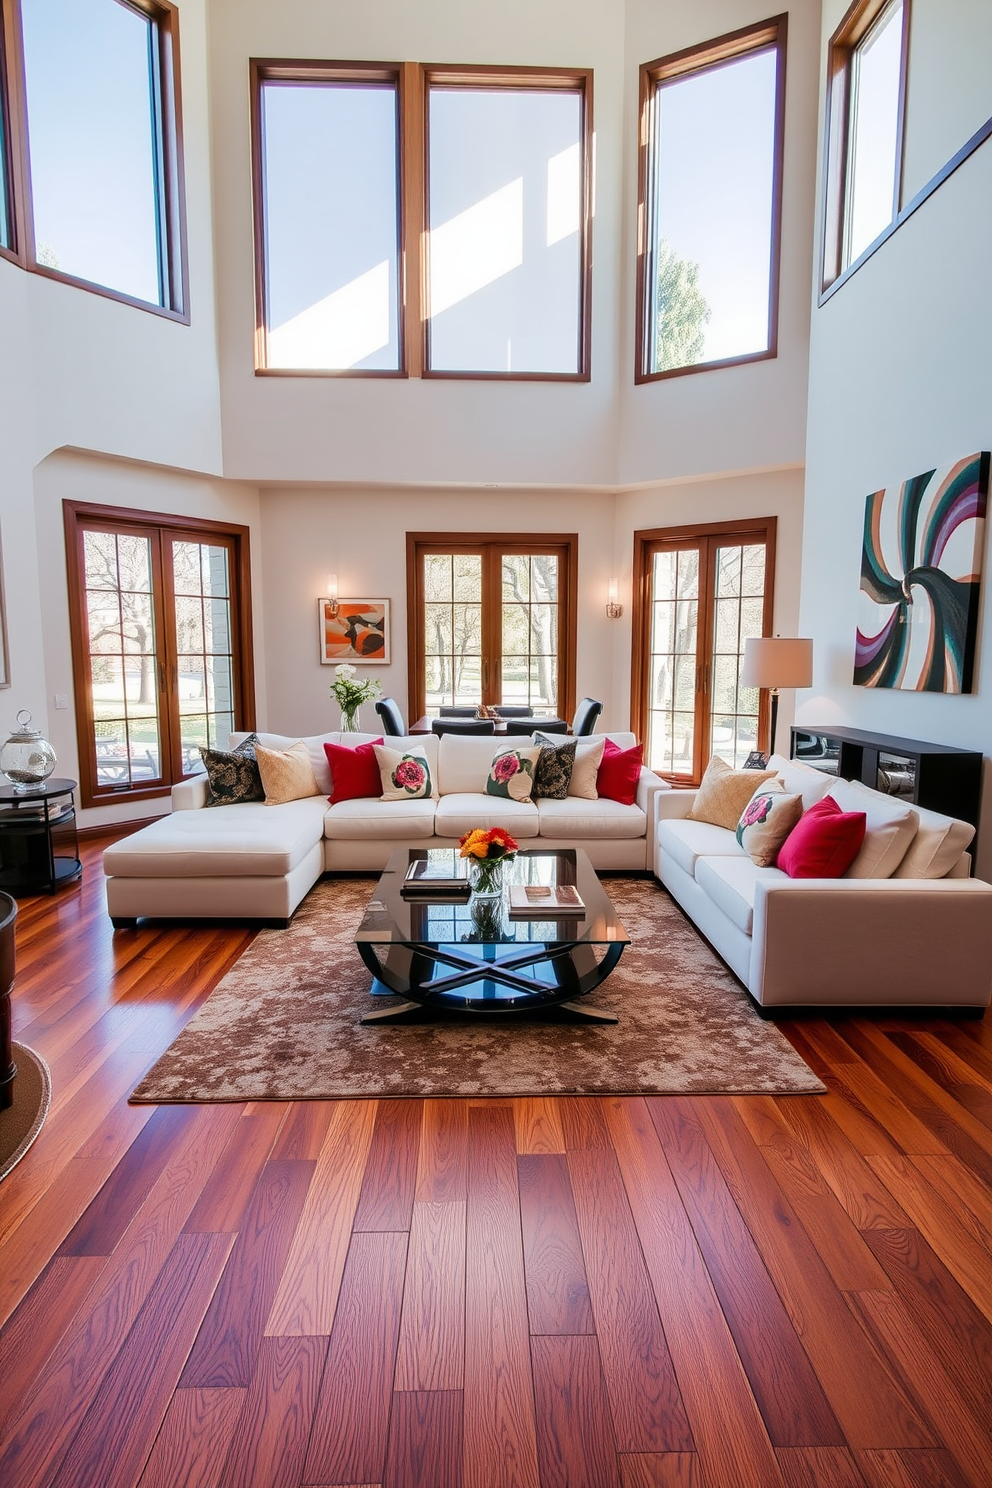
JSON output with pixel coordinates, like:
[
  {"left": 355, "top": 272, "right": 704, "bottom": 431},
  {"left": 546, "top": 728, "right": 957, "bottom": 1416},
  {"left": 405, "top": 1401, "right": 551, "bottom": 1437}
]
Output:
[{"left": 355, "top": 847, "right": 629, "bottom": 1024}]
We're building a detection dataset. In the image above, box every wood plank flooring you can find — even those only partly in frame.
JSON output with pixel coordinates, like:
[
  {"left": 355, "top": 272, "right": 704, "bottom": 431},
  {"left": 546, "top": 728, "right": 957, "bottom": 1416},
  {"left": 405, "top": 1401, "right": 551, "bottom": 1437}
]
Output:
[{"left": 2, "top": 838, "right": 992, "bottom": 1487}]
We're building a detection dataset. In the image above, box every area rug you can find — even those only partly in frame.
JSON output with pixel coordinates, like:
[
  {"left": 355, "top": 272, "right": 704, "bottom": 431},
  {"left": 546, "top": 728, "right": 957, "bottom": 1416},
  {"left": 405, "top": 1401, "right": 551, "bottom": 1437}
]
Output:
[
  {"left": 0, "top": 1044, "right": 52, "bottom": 1181},
  {"left": 131, "top": 879, "right": 823, "bottom": 1101}
]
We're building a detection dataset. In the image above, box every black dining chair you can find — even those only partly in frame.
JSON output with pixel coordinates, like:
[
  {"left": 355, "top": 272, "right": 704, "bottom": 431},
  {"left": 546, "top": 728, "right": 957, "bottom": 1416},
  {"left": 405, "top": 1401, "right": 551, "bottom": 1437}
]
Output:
[
  {"left": 504, "top": 718, "right": 568, "bottom": 735},
  {"left": 493, "top": 706, "right": 534, "bottom": 717},
  {"left": 571, "top": 698, "right": 603, "bottom": 736},
  {"left": 438, "top": 706, "right": 477, "bottom": 716},
  {"left": 375, "top": 698, "right": 407, "bottom": 736},
  {"left": 430, "top": 718, "right": 496, "bottom": 736}
]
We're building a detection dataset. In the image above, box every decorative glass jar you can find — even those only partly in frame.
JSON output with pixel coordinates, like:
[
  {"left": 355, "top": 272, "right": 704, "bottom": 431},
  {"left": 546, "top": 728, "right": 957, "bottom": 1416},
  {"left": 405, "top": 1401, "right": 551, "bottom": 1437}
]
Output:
[
  {"left": 340, "top": 708, "right": 361, "bottom": 733},
  {"left": 469, "top": 857, "right": 505, "bottom": 898},
  {"left": 0, "top": 712, "right": 58, "bottom": 792}
]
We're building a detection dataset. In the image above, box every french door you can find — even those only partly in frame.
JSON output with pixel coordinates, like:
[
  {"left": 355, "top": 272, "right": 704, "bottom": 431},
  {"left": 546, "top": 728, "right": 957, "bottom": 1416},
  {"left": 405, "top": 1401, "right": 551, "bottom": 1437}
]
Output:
[
  {"left": 64, "top": 503, "right": 255, "bottom": 807},
  {"left": 631, "top": 519, "right": 775, "bottom": 783},
  {"left": 407, "top": 534, "right": 577, "bottom": 723}
]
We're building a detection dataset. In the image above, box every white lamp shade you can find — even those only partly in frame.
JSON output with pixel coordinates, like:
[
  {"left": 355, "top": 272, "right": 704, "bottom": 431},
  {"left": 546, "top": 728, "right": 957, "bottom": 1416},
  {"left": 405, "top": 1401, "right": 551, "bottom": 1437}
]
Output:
[{"left": 740, "top": 636, "right": 813, "bottom": 689}]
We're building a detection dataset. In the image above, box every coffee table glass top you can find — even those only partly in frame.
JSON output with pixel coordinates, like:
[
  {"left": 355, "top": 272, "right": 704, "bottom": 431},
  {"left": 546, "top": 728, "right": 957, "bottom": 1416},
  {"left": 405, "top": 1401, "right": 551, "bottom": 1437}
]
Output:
[{"left": 356, "top": 847, "right": 629, "bottom": 950}]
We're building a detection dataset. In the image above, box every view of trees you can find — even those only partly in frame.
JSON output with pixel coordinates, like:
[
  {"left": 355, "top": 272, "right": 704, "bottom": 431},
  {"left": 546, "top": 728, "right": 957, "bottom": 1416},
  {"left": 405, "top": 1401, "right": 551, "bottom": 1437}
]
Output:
[{"left": 653, "top": 236, "right": 711, "bottom": 372}]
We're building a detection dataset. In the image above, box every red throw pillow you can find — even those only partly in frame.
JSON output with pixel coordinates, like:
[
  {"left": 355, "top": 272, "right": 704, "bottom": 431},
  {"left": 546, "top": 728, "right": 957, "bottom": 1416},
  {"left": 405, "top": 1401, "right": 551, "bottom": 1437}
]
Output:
[
  {"left": 596, "top": 738, "right": 643, "bottom": 806},
  {"left": 776, "top": 795, "right": 866, "bottom": 878},
  {"left": 324, "top": 737, "right": 384, "bottom": 805}
]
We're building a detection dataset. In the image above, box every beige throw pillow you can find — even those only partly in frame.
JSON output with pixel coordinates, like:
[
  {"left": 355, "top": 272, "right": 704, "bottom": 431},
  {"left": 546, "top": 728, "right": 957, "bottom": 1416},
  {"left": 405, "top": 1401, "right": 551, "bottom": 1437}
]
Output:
[
  {"left": 556, "top": 735, "right": 606, "bottom": 800},
  {"left": 688, "top": 755, "right": 775, "bottom": 831},
  {"left": 826, "top": 777, "right": 919, "bottom": 878},
  {"left": 255, "top": 740, "right": 320, "bottom": 805},
  {"left": 736, "top": 780, "right": 803, "bottom": 867}
]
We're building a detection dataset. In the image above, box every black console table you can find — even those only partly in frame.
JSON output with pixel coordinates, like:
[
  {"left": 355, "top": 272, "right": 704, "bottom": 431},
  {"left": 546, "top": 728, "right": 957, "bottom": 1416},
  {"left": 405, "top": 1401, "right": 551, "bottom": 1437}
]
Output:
[
  {"left": 791, "top": 727, "right": 982, "bottom": 829},
  {"left": 0, "top": 778, "right": 82, "bottom": 895}
]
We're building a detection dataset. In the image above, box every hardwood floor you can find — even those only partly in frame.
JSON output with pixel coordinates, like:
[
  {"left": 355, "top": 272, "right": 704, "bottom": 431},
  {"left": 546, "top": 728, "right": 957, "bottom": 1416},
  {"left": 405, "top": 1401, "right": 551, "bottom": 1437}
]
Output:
[{"left": 2, "top": 837, "right": 992, "bottom": 1487}]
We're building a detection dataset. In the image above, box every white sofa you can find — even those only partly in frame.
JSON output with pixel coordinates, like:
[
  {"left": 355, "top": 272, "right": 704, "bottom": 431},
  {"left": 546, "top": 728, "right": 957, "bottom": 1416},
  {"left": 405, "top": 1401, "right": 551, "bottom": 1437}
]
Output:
[
  {"left": 654, "top": 752, "right": 992, "bottom": 1011},
  {"left": 103, "top": 730, "right": 665, "bottom": 927}
]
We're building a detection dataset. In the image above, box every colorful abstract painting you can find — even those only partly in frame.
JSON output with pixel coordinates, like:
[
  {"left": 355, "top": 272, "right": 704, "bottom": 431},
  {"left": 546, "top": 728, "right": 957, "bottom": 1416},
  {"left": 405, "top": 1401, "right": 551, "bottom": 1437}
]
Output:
[
  {"left": 319, "top": 599, "right": 390, "bottom": 664},
  {"left": 854, "top": 453, "right": 989, "bottom": 693}
]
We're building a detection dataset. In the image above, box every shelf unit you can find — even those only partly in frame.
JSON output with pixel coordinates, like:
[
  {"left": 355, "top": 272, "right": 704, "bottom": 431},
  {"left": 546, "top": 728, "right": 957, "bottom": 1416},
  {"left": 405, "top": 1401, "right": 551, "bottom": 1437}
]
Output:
[{"left": 791, "top": 727, "right": 983, "bottom": 829}]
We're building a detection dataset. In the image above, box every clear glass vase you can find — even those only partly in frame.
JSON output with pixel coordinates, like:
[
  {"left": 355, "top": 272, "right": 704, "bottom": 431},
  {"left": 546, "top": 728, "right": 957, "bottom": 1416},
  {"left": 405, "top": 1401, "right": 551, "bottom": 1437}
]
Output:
[
  {"left": 340, "top": 708, "right": 361, "bottom": 733},
  {"left": 469, "top": 857, "right": 505, "bottom": 898}
]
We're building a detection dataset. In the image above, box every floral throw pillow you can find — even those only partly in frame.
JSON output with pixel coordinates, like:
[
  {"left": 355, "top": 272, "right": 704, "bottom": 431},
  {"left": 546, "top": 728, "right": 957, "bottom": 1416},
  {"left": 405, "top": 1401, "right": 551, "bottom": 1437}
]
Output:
[
  {"left": 532, "top": 736, "right": 577, "bottom": 799},
  {"left": 200, "top": 733, "right": 265, "bottom": 807},
  {"left": 374, "top": 744, "right": 435, "bottom": 801},
  {"left": 736, "top": 781, "right": 803, "bottom": 867},
  {"left": 486, "top": 745, "right": 542, "bottom": 803}
]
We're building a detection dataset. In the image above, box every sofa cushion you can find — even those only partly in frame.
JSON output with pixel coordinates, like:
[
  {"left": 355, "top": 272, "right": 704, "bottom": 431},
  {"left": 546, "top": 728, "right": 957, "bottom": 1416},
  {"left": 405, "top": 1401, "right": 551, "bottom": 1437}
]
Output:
[
  {"left": 767, "top": 753, "right": 836, "bottom": 809},
  {"left": 231, "top": 730, "right": 435, "bottom": 797},
  {"left": 688, "top": 755, "right": 775, "bottom": 829},
  {"left": 103, "top": 797, "right": 329, "bottom": 878},
  {"left": 433, "top": 792, "right": 540, "bottom": 838},
  {"left": 486, "top": 745, "right": 541, "bottom": 803},
  {"left": 437, "top": 734, "right": 512, "bottom": 794},
  {"left": 374, "top": 744, "right": 435, "bottom": 801},
  {"left": 696, "top": 856, "right": 782, "bottom": 935},
  {"left": 827, "top": 777, "right": 919, "bottom": 878},
  {"left": 736, "top": 781, "right": 803, "bottom": 867},
  {"left": 323, "top": 797, "right": 437, "bottom": 841},
  {"left": 537, "top": 797, "right": 646, "bottom": 840},
  {"left": 255, "top": 741, "right": 320, "bottom": 804},
  {"left": 893, "top": 802, "right": 975, "bottom": 879},
  {"left": 658, "top": 818, "right": 747, "bottom": 877}
]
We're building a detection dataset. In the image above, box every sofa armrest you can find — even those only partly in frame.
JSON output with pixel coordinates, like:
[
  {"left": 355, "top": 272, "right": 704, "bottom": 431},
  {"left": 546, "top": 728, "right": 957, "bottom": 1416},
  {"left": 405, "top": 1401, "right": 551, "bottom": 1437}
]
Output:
[
  {"left": 750, "top": 876, "right": 992, "bottom": 1008},
  {"left": 635, "top": 768, "right": 670, "bottom": 818},
  {"left": 172, "top": 775, "right": 210, "bottom": 811},
  {"left": 655, "top": 787, "right": 696, "bottom": 822}
]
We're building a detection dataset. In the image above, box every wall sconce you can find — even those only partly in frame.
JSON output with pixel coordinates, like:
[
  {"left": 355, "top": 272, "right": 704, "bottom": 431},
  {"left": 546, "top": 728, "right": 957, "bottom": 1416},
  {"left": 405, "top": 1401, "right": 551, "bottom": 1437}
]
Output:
[
  {"left": 606, "top": 580, "right": 623, "bottom": 620},
  {"left": 326, "top": 572, "right": 339, "bottom": 618}
]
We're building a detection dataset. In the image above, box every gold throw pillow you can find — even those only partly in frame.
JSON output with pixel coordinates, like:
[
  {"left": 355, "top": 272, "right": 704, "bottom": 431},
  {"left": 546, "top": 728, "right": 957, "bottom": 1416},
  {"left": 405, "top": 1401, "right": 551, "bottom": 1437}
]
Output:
[
  {"left": 688, "top": 755, "right": 775, "bottom": 831},
  {"left": 255, "top": 740, "right": 320, "bottom": 805}
]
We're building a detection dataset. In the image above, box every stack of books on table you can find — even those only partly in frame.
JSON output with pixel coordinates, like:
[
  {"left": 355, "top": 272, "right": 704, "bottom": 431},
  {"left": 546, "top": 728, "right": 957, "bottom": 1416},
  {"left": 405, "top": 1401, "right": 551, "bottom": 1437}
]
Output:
[
  {"left": 508, "top": 883, "right": 585, "bottom": 917},
  {"left": 400, "top": 854, "right": 471, "bottom": 900}
]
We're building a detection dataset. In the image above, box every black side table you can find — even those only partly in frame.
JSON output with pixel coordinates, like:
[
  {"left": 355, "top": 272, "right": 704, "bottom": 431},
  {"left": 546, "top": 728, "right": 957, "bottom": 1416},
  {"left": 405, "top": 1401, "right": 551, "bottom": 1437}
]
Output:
[{"left": 0, "top": 778, "right": 82, "bottom": 895}]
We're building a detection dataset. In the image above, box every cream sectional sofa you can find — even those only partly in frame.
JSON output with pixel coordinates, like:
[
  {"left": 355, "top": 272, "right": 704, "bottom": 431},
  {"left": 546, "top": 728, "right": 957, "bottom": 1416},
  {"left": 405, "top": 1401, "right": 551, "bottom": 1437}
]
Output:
[
  {"left": 654, "top": 752, "right": 992, "bottom": 1011},
  {"left": 103, "top": 730, "right": 665, "bottom": 927}
]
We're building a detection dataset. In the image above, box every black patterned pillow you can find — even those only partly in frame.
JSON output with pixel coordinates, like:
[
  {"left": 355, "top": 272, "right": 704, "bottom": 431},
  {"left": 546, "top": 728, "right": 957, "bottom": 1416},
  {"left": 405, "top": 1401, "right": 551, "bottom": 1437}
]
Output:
[
  {"left": 532, "top": 733, "right": 577, "bottom": 800},
  {"left": 200, "top": 734, "right": 265, "bottom": 806}
]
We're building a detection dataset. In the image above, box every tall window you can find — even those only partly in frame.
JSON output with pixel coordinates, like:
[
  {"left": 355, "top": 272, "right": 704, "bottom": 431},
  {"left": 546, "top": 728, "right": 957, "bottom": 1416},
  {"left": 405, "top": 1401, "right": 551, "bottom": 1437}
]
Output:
[
  {"left": 64, "top": 505, "right": 255, "bottom": 807},
  {"left": 632, "top": 520, "right": 775, "bottom": 782},
  {"left": 425, "top": 70, "right": 590, "bottom": 377},
  {"left": 251, "top": 63, "right": 592, "bottom": 379},
  {"left": 252, "top": 64, "right": 402, "bottom": 373},
  {"left": 407, "top": 535, "right": 576, "bottom": 723},
  {"left": 3, "top": 0, "right": 187, "bottom": 313},
  {"left": 0, "top": 4, "right": 11, "bottom": 254},
  {"left": 822, "top": 0, "right": 909, "bottom": 289},
  {"left": 637, "top": 18, "right": 787, "bottom": 381}
]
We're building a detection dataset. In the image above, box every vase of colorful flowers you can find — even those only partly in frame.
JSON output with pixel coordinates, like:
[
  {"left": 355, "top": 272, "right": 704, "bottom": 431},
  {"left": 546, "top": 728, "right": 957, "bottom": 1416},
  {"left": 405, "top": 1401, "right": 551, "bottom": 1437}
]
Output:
[
  {"left": 330, "top": 663, "right": 381, "bottom": 733},
  {"left": 459, "top": 826, "right": 519, "bottom": 897}
]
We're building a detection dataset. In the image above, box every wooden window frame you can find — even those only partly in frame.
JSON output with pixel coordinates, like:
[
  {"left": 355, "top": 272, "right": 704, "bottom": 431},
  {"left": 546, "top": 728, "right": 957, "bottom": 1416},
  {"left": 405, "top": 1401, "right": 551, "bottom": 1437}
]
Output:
[
  {"left": 0, "top": 0, "right": 189, "bottom": 318},
  {"left": 421, "top": 64, "right": 593, "bottom": 383},
  {"left": 64, "top": 502, "right": 256, "bottom": 810},
  {"left": 635, "top": 16, "right": 788, "bottom": 385},
  {"left": 406, "top": 532, "right": 577, "bottom": 724},
  {"left": 630, "top": 517, "right": 776, "bottom": 784},
  {"left": 821, "top": 0, "right": 911, "bottom": 295},
  {"left": 250, "top": 61, "right": 592, "bottom": 381}
]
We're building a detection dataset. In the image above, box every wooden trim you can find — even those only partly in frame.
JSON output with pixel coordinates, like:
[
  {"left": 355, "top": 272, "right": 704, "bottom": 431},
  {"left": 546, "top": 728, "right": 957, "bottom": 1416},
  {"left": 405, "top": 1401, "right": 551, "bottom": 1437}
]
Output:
[
  {"left": 400, "top": 61, "right": 424, "bottom": 379},
  {"left": 422, "top": 66, "right": 592, "bottom": 381},
  {"left": 0, "top": 0, "right": 29, "bottom": 265},
  {"left": 63, "top": 502, "right": 255, "bottom": 811},
  {"left": 250, "top": 58, "right": 405, "bottom": 376},
  {"left": 820, "top": 106, "right": 992, "bottom": 306},
  {"left": 406, "top": 532, "right": 578, "bottom": 725},
  {"left": 630, "top": 517, "right": 777, "bottom": 782},
  {"left": 78, "top": 813, "right": 165, "bottom": 841},
  {"left": 821, "top": 0, "right": 911, "bottom": 294},
  {"left": 635, "top": 17, "right": 788, "bottom": 384}
]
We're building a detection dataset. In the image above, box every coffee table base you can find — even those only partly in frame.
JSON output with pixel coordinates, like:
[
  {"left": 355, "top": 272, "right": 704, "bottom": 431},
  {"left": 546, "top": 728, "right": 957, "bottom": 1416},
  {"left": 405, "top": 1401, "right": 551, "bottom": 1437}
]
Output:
[{"left": 357, "top": 938, "right": 624, "bottom": 1025}]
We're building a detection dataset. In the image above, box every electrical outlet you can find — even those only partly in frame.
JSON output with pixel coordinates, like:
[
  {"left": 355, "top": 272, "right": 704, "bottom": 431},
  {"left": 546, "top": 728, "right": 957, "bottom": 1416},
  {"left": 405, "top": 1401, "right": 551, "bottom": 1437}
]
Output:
[{"left": 54, "top": 694, "right": 68, "bottom": 710}]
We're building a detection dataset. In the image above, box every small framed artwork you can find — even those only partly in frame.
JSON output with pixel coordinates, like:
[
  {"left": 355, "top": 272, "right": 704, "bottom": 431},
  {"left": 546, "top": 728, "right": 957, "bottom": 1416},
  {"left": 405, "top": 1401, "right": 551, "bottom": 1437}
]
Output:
[{"left": 319, "top": 598, "right": 390, "bottom": 665}]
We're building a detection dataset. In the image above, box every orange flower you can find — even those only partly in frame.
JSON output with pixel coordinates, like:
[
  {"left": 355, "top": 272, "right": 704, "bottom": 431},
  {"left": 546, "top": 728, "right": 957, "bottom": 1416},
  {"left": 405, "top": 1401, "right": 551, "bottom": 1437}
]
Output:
[{"left": 458, "top": 826, "right": 519, "bottom": 861}]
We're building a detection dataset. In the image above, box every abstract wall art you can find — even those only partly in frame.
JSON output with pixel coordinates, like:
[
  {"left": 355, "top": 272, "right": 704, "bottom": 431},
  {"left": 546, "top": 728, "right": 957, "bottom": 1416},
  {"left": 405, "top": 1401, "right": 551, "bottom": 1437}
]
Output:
[
  {"left": 854, "top": 452, "right": 989, "bottom": 693},
  {"left": 319, "top": 599, "right": 390, "bottom": 664}
]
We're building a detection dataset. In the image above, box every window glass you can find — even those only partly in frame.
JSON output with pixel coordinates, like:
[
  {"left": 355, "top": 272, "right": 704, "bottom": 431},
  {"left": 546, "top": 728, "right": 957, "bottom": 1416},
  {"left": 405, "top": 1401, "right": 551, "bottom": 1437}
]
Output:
[
  {"left": 845, "top": 0, "right": 904, "bottom": 266},
  {"left": 0, "top": 66, "right": 10, "bottom": 250},
  {"left": 648, "top": 45, "right": 779, "bottom": 373},
  {"left": 501, "top": 555, "right": 559, "bottom": 713},
  {"left": 20, "top": 0, "right": 164, "bottom": 303},
  {"left": 427, "top": 86, "right": 584, "bottom": 374},
  {"left": 173, "top": 541, "right": 235, "bottom": 770},
  {"left": 261, "top": 80, "right": 400, "bottom": 370}
]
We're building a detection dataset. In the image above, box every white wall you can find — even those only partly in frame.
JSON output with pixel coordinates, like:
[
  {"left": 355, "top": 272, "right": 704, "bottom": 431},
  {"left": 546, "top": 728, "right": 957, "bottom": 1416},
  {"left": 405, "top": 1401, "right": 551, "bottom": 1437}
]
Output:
[
  {"left": 618, "top": 0, "right": 821, "bottom": 486},
  {"left": 799, "top": 0, "right": 992, "bottom": 874},
  {"left": 900, "top": 0, "right": 992, "bottom": 202},
  {"left": 257, "top": 486, "right": 618, "bottom": 736}
]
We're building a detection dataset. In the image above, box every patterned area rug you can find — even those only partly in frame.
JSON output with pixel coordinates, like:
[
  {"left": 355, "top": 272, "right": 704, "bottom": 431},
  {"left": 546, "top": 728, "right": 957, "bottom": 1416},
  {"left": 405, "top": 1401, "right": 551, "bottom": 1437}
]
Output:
[
  {"left": 131, "top": 878, "right": 824, "bottom": 1101},
  {"left": 0, "top": 1044, "right": 52, "bottom": 1180}
]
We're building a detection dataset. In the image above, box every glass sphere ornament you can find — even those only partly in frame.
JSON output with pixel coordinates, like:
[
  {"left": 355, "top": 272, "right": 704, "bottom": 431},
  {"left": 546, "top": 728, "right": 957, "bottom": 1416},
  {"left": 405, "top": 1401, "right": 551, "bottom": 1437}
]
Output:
[{"left": 0, "top": 711, "right": 57, "bottom": 792}]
